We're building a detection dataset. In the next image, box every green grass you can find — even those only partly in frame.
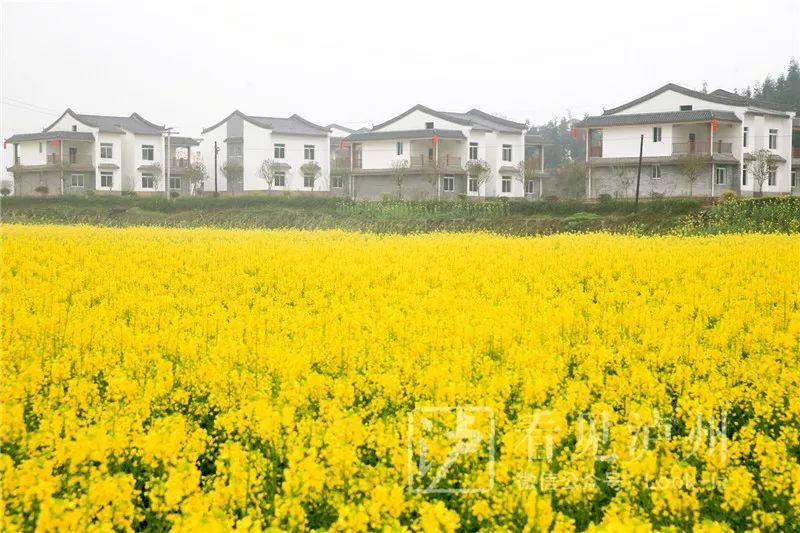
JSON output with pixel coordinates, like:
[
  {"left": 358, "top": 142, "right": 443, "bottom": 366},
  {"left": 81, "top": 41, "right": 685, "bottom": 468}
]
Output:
[
  {"left": 0, "top": 194, "right": 742, "bottom": 235},
  {"left": 674, "top": 196, "right": 800, "bottom": 234}
]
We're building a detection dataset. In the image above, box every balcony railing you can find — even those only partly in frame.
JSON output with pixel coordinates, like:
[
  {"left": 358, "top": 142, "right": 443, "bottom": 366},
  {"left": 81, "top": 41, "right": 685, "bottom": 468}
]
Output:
[
  {"left": 589, "top": 145, "right": 602, "bottom": 157},
  {"left": 170, "top": 158, "right": 190, "bottom": 169},
  {"left": 41, "top": 153, "right": 94, "bottom": 166},
  {"left": 672, "top": 141, "right": 733, "bottom": 155},
  {"left": 409, "top": 154, "right": 462, "bottom": 169}
]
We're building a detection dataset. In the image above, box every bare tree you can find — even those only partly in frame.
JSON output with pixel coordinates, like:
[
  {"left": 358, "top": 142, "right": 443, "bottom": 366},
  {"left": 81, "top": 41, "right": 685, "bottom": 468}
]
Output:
[
  {"left": 300, "top": 161, "right": 322, "bottom": 190},
  {"left": 610, "top": 165, "right": 633, "bottom": 198},
  {"left": 515, "top": 158, "right": 538, "bottom": 199},
  {"left": 220, "top": 160, "right": 243, "bottom": 194},
  {"left": 257, "top": 159, "right": 281, "bottom": 193},
  {"left": 749, "top": 148, "right": 775, "bottom": 196},
  {"left": 185, "top": 161, "right": 208, "bottom": 196},
  {"left": 464, "top": 159, "right": 491, "bottom": 197},
  {"left": 423, "top": 158, "right": 444, "bottom": 200},
  {"left": 561, "top": 161, "right": 588, "bottom": 199},
  {"left": 390, "top": 158, "right": 410, "bottom": 199},
  {"left": 676, "top": 154, "right": 710, "bottom": 196},
  {"left": 150, "top": 162, "right": 163, "bottom": 192}
]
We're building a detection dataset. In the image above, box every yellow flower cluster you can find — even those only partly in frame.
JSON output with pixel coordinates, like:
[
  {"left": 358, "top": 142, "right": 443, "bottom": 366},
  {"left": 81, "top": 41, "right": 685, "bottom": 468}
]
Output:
[{"left": 2, "top": 225, "right": 799, "bottom": 531}]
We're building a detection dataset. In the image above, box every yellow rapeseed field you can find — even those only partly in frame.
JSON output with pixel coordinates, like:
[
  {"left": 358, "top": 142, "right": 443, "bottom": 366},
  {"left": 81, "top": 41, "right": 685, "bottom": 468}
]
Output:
[{"left": 2, "top": 225, "right": 800, "bottom": 532}]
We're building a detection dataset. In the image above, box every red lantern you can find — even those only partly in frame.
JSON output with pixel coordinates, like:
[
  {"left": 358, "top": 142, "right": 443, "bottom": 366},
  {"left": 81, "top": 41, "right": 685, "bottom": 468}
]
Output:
[
  {"left": 571, "top": 127, "right": 578, "bottom": 139},
  {"left": 51, "top": 139, "right": 60, "bottom": 147},
  {"left": 556, "top": 167, "right": 562, "bottom": 175},
  {"left": 432, "top": 134, "right": 439, "bottom": 146},
  {"left": 338, "top": 139, "right": 345, "bottom": 150},
  {"left": 710, "top": 119, "right": 719, "bottom": 131}
]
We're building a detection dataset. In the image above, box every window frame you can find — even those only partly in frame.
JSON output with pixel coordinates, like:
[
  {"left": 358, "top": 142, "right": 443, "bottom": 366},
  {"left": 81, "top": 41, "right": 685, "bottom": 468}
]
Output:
[
  {"left": 169, "top": 177, "right": 181, "bottom": 190},
  {"left": 100, "top": 143, "right": 113, "bottom": 159},
  {"left": 468, "top": 176, "right": 478, "bottom": 192},
  {"left": 396, "top": 142, "right": 403, "bottom": 156},
  {"left": 70, "top": 173, "right": 84, "bottom": 187},
  {"left": 100, "top": 172, "right": 113, "bottom": 188},
  {"left": 274, "top": 144, "right": 285, "bottom": 159},
  {"left": 652, "top": 127, "right": 662, "bottom": 143},
  {"left": 768, "top": 170, "right": 777, "bottom": 186},
  {"left": 525, "top": 179, "right": 535, "bottom": 194},
  {"left": 768, "top": 129, "right": 778, "bottom": 150},
  {"left": 303, "top": 172, "right": 315, "bottom": 188},
  {"left": 502, "top": 144, "right": 512, "bottom": 162},
  {"left": 141, "top": 145, "right": 154, "bottom": 161},
  {"left": 792, "top": 171, "right": 797, "bottom": 188},
  {"left": 501, "top": 175, "right": 512, "bottom": 193},
  {"left": 442, "top": 176, "right": 455, "bottom": 192},
  {"left": 304, "top": 144, "right": 315, "bottom": 161},
  {"left": 331, "top": 175, "right": 343, "bottom": 188},
  {"left": 469, "top": 142, "right": 478, "bottom": 160},
  {"left": 742, "top": 169, "right": 747, "bottom": 186},
  {"left": 651, "top": 164, "right": 662, "bottom": 179},
  {"left": 714, "top": 167, "right": 726, "bottom": 185},
  {"left": 274, "top": 171, "right": 286, "bottom": 187},
  {"left": 425, "top": 122, "right": 434, "bottom": 129},
  {"left": 743, "top": 126, "right": 749, "bottom": 148},
  {"left": 141, "top": 173, "right": 154, "bottom": 189},
  {"left": 679, "top": 105, "right": 693, "bottom": 111}
]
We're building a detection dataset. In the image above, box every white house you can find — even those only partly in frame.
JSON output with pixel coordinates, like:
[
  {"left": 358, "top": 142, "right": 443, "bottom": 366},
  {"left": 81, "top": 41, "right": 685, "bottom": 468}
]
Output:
[
  {"left": 342, "top": 105, "right": 545, "bottom": 200},
  {"left": 4, "top": 109, "right": 198, "bottom": 195},
  {"left": 579, "top": 84, "right": 797, "bottom": 197},
  {"left": 199, "top": 111, "right": 331, "bottom": 194}
]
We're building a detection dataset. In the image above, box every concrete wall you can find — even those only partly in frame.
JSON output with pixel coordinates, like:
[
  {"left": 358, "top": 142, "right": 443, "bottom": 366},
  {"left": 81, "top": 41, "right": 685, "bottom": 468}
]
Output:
[{"left": 589, "top": 163, "right": 736, "bottom": 197}]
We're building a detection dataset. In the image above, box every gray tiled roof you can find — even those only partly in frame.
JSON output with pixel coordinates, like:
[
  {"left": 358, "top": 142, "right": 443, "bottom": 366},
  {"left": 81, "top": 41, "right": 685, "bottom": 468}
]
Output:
[
  {"left": 603, "top": 83, "right": 794, "bottom": 115},
  {"left": 76, "top": 114, "right": 166, "bottom": 135},
  {"left": 370, "top": 104, "right": 526, "bottom": 134},
  {"left": 168, "top": 136, "right": 201, "bottom": 146},
  {"left": 5, "top": 131, "right": 95, "bottom": 143},
  {"left": 326, "top": 123, "right": 355, "bottom": 133},
  {"left": 579, "top": 109, "right": 740, "bottom": 128},
  {"left": 344, "top": 129, "right": 467, "bottom": 142},
  {"left": 202, "top": 110, "right": 328, "bottom": 136}
]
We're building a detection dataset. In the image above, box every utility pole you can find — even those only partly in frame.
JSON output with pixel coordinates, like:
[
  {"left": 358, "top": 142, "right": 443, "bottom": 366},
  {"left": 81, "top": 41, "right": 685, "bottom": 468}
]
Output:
[
  {"left": 634, "top": 134, "right": 643, "bottom": 211},
  {"left": 165, "top": 130, "right": 172, "bottom": 199},
  {"left": 214, "top": 141, "right": 219, "bottom": 196}
]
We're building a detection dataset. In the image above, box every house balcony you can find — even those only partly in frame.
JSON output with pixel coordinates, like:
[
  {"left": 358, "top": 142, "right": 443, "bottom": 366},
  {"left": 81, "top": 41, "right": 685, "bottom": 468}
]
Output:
[
  {"left": 168, "top": 158, "right": 191, "bottom": 174},
  {"left": 409, "top": 154, "right": 463, "bottom": 171},
  {"left": 9, "top": 153, "right": 94, "bottom": 172},
  {"left": 672, "top": 140, "right": 733, "bottom": 156}
]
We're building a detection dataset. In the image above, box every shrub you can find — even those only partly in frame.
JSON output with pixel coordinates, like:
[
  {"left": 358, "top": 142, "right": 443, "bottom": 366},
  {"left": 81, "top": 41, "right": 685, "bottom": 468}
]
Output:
[
  {"left": 598, "top": 193, "right": 613, "bottom": 204},
  {"left": 34, "top": 185, "right": 49, "bottom": 195},
  {"left": 170, "top": 191, "right": 180, "bottom": 199},
  {"left": 86, "top": 190, "right": 95, "bottom": 197},
  {"left": 0, "top": 187, "right": 10, "bottom": 197},
  {"left": 720, "top": 191, "right": 738, "bottom": 203},
  {"left": 543, "top": 195, "right": 559, "bottom": 202}
]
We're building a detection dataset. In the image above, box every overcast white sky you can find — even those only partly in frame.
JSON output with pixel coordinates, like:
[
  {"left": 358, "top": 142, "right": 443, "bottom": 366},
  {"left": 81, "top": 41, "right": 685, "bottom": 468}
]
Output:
[{"left": 2, "top": 0, "right": 799, "bottom": 168}]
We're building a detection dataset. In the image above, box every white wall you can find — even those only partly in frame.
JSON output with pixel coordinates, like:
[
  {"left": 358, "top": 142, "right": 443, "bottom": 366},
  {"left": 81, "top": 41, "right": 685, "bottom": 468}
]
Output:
[
  {"left": 96, "top": 132, "right": 124, "bottom": 191},
  {"left": 375, "top": 109, "right": 469, "bottom": 135},
  {"left": 607, "top": 90, "right": 741, "bottom": 115},
  {"left": 199, "top": 123, "right": 228, "bottom": 192}
]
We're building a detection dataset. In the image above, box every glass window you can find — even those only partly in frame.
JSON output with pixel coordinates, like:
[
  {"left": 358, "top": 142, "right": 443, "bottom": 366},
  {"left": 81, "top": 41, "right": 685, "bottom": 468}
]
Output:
[
  {"left": 396, "top": 142, "right": 403, "bottom": 156},
  {"left": 651, "top": 165, "right": 661, "bottom": 179},
  {"left": 274, "top": 144, "right": 285, "bottom": 159},
  {"left": 100, "top": 172, "right": 113, "bottom": 188},
  {"left": 768, "top": 129, "right": 778, "bottom": 149},
  {"left": 442, "top": 176, "right": 454, "bottom": 192},
  {"left": 70, "top": 174, "right": 84, "bottom": 187},
  {"left": 169, "top": 177, "right": 181, "bottom": 190},
  {"left": 501, "top": 175, "right": 511, "bottom": 193},
  {"left": 142, "top": 145, "right": 154, "bottom": 161},
  {"left": 304, "top": 145, "right": 315, "bottom": 160},
  {"left": 652, "top": 127, "right": 662, "bottom": 142},
  {"left": 743, "top": 127, "right": 749, "bottom": 148},
  {"left": 274, "top": 171, "right": 285, "bottom": 187},
  {"left": 742, "top": 169, "right": 747, "bottom": 186},
  {"left": 502, "top": 144, "right": 512, "bottom": 162},
  {"left": 303, "top": 172, "right": 315, "bottom": 188},
  {"left": 525, "top": 180, "right": 535, "bottom": 194},
  {"left": 469, "top": 142, "right": 478, "bottom": 160},
  {"left": 715, "top": 167, "right": 726, "bottom": 185},
  {"left": 768, "top": 170, "right": 776, "bottom": 186},
  {"left": 141, "top": 173, "right": 154, "bottom": 188},
  {"left": 331, "top": 175, "right": 343, "bottom": 188},
  {"left": 100, "top": 143, "right": 113, "bottom": 159},
  {"left": 425, "top": 122, "right": 434, "bottom": 129}
]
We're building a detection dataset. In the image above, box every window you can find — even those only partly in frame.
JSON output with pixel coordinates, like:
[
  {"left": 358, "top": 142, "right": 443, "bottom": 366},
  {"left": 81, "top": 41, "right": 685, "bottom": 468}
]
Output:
[
  {"left": 304, "top": 145, "right": 315, "bottom": 160},
  {"left": 303, "top": 172, "right": 315, "bottom": 188},
  {"left": 468, "top": 177, "right": 478, "bottom": 192},
  {"left": 742, "top": 169, "right": 747, "bottom": 186},
  {"left": 169, "top": 177, "right": 181, "bottom": 190},
  {"left": 100, "top": 143, "right": 113, "bottom": 159},
  {"left": 142, "top": 145, "right": 154, "bottom": 161},
  {"left": 331, "top": 175, "right": 343, "bottom": 188},
  {"left": 39, "top": 142, "right": 42, "bottom": 153},
  {"left": 469, "top": 142, "right": 478, "bottom": 160},
  {"left": 768, "top": 170, "right": 776, "bottom": 186},
  {"left": 525, "top": 180, "right": 535, "bottom": 194},
  {"left": 69, "top": 147, "right": 77, "bottom": 163},
  {"left": 71, "top": 125, "right": 77, "bottom": 132},
  {"left": 743, "top": 127, "right": 749, "bottom": 148},
  {"left": 141, "top": 173, "right": 154, "bottom": 189},
  {"left": 792, "top": 171, "right": 797, "bottom": 188},
  {"left": 100, "top": 172, "right": 113, "bottom": 188},
  {"left": 274, "top": 171, "right": 285, "bottom": 187},
  {"left": 274, "top": 144, "right": 285, "bottom": 159},
  {"left": 501, "top": 175, "right": 512, "bottom": 193},
  {"left": 652, "top": 127, "right": 662, "bottom": 142},
  {"left": 502, "top": 144, "right": 512, "bottom": 162},
  {"left": 651, "top": 165, "right": 661, "bottom": 179},
  {"left": 679, "top": 105, "right": 693, "bottom": 111},
  {"left": 396, "top": 142, "right": 403, "bottom": 156},
  {"left": 70, "top": 174, "right": 84, "bottom": 187},
  {"left": 768, "top": 129, "right": 778, "bottom": 149},
  {"left": 425, "top": 122, "right": 434, "bottom": 129},
  {"left": 715, "top": 167, "right": 726, "bottom": 185},
  {"left": 442, "top": 176, "right": 455, "bottom": 192}
]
